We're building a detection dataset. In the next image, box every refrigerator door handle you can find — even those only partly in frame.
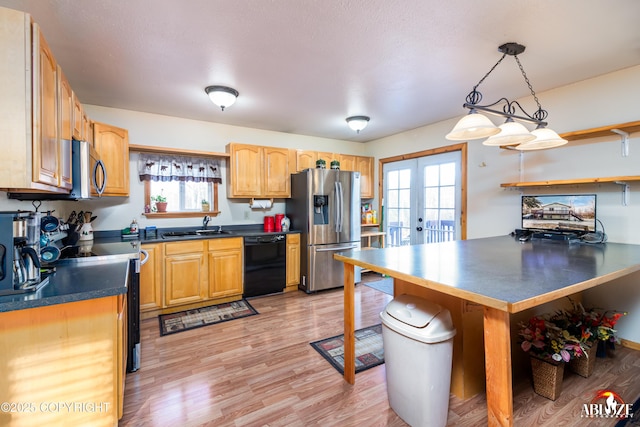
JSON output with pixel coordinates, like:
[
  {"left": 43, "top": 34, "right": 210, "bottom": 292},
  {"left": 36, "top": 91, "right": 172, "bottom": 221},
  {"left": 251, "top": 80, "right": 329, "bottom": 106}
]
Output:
[
  {"left": 315, "top": 245, "right": 359, "bottom": 252},
  {"left": 335, "top": 181, "right": 343, "bottom": 233}
]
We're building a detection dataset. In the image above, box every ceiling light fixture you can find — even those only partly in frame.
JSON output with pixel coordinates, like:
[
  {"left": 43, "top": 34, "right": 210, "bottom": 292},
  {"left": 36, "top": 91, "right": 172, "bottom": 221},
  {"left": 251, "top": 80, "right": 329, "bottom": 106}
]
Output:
[
  {"left": 346, "top": 116, "right": 370, "bottom": 133},
  {"left": 445, "top": 42, "right": 567, "bottom": 150},
  {"left": 205, "top": 85, "right": 239, "bottom": 111}
]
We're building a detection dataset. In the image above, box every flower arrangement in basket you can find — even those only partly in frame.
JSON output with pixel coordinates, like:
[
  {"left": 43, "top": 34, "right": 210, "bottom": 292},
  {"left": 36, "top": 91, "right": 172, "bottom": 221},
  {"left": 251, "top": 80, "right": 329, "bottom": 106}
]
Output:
[
  {"left": 518, "top": 315, "right": 586, "bottom": 363},
  {"left": 565, "top": 302, "right": 627, "bottom": 358}
]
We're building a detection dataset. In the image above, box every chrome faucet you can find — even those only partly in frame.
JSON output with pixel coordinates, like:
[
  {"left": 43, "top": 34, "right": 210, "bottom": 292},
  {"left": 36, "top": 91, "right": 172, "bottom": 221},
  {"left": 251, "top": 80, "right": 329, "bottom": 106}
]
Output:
[
  {"left": 203, "top": 215, "right": 211, "bottom": 229},
  {"left": 217, "top": 225, "right": 223, "bottom": 232}
]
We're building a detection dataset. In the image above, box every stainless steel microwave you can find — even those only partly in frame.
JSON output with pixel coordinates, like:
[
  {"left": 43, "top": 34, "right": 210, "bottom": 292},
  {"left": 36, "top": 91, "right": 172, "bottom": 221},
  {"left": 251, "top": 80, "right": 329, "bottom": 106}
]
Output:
[{"left": 8, "top": 139, "right": 107, "bottom": 200}]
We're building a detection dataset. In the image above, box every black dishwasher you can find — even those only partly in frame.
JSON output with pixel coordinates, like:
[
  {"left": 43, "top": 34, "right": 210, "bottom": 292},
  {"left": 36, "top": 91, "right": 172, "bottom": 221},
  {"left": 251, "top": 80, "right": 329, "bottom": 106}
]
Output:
[{"left": 243, "top": 234, "right": 287, "bottom": 297}]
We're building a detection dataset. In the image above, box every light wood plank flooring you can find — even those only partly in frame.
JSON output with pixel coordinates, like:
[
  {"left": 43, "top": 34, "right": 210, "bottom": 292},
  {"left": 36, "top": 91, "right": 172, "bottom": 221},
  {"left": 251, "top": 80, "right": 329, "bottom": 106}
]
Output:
[{"left": 120, "top": 281, "right": 640, "bottom": 426}]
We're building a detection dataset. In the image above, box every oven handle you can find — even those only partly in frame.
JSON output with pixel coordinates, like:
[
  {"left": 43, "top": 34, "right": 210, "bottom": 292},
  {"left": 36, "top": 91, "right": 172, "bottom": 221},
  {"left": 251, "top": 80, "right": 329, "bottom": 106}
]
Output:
[
  {"left": 315, "top": 245, "right": 358, "bottom": 252},
  {"left": 139, "top": 249, "right": 149, "bottom": 266}
]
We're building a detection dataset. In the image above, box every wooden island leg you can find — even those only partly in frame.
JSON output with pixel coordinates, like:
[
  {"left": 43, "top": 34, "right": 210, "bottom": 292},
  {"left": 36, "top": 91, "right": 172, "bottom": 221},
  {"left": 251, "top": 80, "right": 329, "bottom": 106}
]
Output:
[
  {"left": 483, "top": 306, "right": 513, "bottom": 427},
  {"left": 343, "top": 263, "right": 356, "bottom": 384}
]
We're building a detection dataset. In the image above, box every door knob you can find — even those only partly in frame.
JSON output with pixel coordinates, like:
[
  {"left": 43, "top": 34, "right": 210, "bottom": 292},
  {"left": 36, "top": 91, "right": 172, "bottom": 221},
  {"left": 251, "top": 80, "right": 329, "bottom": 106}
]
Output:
[{"left": 416, "top": 227, "right": 423, "bottom": 231}]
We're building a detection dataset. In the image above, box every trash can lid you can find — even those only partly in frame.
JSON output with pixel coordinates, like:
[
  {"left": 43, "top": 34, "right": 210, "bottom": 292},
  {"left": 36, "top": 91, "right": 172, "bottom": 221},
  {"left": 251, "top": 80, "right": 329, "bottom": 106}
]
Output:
[
  {"left": 385, "top": 293, "right": 442, "bottom": 328},
  {"left": 381, "top": 293, "right": 456, "bottom": 343}
]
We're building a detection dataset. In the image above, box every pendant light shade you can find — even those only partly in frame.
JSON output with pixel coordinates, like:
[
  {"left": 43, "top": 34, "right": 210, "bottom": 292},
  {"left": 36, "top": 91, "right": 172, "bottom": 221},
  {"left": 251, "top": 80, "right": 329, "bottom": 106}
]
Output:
[
  {"left": 205, "top": 85, "right": 239, "bottom": 111},
  {"left": 482, "top": 118, "right": 536, "bottom": 146},
  {"left": 346, "top": 116, "right": 370, "bottom": 133},
  {"left": 446, "top": 43, "right": 566, "bottom": 151},
  {"left": 445, "top": 110, "right": 500, "bottom": 141},
  {"left": 515, "top": 127, "right": 568, "bottom": 150}
]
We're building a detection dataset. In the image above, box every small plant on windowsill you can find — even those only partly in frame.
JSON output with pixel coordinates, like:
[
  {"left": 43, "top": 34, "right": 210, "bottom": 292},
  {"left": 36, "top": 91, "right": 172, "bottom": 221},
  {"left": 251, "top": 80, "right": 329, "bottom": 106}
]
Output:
[
  {"left": 201, "top": 199, "right": 210, "bottom": 212},
  {"left": 151, "top": 193, "right": 168, "bottom": 213}
]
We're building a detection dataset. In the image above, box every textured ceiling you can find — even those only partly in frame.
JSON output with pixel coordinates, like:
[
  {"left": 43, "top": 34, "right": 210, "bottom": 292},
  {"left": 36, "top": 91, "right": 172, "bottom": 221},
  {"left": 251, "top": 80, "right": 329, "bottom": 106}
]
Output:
[{"left": 1, "top": 0, "right": 640, "bottom": 142}]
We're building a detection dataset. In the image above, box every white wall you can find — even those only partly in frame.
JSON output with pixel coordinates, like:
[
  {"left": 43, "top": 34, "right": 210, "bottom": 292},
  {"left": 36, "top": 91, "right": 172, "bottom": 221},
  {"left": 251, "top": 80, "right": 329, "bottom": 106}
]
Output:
[{"left": 365, "top": 64, "right": 640, "bottom": 342}]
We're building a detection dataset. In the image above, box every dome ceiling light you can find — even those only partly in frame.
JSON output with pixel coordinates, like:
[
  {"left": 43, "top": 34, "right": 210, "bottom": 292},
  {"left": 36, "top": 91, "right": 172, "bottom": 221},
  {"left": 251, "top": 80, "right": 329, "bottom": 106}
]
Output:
[
  {"left": 205, "top": 85, "right": 239, "bottom": 111},
  {"left": 346, "top": 116, "right": 370, "bottom": 133}
]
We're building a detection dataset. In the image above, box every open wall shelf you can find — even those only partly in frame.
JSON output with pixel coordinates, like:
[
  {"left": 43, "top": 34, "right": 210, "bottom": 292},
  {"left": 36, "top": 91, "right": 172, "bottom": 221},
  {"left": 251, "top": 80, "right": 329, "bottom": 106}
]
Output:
[
  {"left": 500, "top": 176, "right": 640, "bottom": 188},
  {"left": 559, "top": 120, "right": 640, "bottom": 141}
]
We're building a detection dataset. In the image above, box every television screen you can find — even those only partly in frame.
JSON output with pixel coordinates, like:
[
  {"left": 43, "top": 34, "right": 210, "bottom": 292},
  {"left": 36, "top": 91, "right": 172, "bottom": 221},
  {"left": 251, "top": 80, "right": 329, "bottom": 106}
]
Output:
[{"left": 522, "top": 194, "right": 597, "bottom": 234}]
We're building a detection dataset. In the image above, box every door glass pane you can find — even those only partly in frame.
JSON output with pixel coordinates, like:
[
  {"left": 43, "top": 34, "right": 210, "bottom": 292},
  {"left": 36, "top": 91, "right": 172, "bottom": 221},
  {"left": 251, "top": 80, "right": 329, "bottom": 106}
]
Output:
[
  {"left": 440, "top": 162, "right": 456, "bottom": 186},
  {"left": 440, "top": 186, "right": 455, "bottom": 209}
]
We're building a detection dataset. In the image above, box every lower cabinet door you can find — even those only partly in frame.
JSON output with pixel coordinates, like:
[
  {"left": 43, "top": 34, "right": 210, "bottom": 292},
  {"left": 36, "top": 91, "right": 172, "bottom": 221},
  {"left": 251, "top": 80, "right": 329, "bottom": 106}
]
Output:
[{"left": 164, "top": 252, "right": 207, "bottom": 307}]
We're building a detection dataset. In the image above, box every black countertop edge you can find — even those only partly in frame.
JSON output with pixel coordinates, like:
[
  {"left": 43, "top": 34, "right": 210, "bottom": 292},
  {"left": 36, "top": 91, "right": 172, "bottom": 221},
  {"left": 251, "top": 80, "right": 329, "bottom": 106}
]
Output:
[{"left": 0, "top": 259, "right": 129, "bottom": 313}]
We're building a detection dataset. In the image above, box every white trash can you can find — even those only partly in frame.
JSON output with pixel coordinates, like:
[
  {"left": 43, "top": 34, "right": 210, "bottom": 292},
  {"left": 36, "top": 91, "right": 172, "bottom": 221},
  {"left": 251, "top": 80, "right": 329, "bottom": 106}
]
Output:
[{"left": 380, "top": 294, "right": 456, "bottom": 427}]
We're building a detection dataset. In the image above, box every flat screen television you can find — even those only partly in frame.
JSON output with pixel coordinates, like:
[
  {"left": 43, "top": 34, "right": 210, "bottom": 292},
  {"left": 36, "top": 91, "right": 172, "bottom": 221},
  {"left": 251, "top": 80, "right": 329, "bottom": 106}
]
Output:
[{"left": 521, "top": 194, "right": 597, "bottom": 234}]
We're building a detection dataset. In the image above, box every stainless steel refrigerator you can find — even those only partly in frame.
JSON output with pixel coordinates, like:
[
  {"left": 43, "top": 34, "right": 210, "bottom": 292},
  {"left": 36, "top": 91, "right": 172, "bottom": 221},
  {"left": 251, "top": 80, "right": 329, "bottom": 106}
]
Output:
[{"left": 286, "top": 168, "right": 361, "bottom": 293}]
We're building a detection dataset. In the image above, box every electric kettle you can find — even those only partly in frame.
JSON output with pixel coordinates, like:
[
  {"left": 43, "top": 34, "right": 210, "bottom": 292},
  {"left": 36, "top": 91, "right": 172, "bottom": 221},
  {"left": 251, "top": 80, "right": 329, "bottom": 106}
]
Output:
[{"left": 13, "top": 242, "right": 40, "bottom": 288}]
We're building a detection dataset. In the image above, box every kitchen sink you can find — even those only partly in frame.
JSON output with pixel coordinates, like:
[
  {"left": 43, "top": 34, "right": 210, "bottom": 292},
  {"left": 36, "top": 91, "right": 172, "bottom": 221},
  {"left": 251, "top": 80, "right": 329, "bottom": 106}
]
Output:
[
  {"left": 161, "top": 230, "right": 233, "bottom": 239},
  {"left": 161, "top": 231, "right": 199, "bottom": 238},
  {"left": 195, "top": 229, "right": 233, "bottom": 235}
]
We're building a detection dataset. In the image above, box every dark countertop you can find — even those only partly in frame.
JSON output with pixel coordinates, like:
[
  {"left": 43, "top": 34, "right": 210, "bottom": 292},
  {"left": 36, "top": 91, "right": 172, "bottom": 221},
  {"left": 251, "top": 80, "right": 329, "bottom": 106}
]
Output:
[
  {"left": 335, "top": 235, "right": 640, "bottom": 313},
  {"left": 0, "top": 258, "right": 130, "bottom": 313},
  {"left": 135, "top": 225, "right": 299, "bottom": 244}
]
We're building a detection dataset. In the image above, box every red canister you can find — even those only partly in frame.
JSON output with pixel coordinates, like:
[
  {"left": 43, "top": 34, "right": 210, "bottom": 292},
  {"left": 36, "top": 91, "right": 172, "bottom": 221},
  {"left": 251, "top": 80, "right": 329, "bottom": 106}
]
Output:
[
  {"left": 264, "top": 215, "right": 275, "bottom": 232},
  {"left": 274, "top": 214, "right": 285, "bottom": 232}
]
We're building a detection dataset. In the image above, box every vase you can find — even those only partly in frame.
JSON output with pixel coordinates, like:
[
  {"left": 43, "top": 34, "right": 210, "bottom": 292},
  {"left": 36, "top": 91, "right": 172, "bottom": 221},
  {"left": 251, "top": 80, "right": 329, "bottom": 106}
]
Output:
[
  {"left": 156, "top": 202, "right": 168, "bottom": 213},
  {"left": 568, "top": 343, "right": 598, "bottom": 378},
  {"left": 530, "top": 356, "right": 564, "bottom": 400}
]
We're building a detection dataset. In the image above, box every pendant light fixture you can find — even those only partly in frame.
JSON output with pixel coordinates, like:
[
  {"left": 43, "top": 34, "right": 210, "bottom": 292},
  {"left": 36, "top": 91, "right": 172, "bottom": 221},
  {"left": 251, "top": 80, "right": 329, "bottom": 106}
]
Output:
[
  {"left": 205, "top": 85, "right": 239, "bottom": 111},
  {"left": 446, "top": 42, "right": 567, "bottom": 150},
  {"left": 346, "top": 116, "right": 370, "bottom": 133}
]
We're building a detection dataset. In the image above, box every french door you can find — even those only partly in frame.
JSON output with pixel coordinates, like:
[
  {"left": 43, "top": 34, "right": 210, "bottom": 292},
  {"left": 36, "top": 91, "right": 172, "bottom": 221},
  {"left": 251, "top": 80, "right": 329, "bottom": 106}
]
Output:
[{"left": 383, "top": 151, "right": 462, "bottom": 246}]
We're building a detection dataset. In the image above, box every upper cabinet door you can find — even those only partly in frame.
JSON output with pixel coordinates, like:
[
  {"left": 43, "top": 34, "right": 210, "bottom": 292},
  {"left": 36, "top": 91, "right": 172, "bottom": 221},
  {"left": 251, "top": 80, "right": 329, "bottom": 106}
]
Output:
[
  {"left": 32, "top": 24, "right": 59, "bottom": 188},
  {"left": 295, "top": 150, "right": 317, "bottom": 172},
  {"left": 93, "top": 121, "right": 130, "bottom": 196},
  {"left": 356, "top": 156, "right": 374, "bottom": 199},
  {"left": 57, "top": 66, "right": 73, "bottom": 190},
  {"left": 227, "top": 143, "right": 262, "bottom": 197},
  {"left": 263, "top": 147, "right": 290, "bottom": 197},
  {"left": 72, "top": 93, "right": 83, "bottom": 140}
]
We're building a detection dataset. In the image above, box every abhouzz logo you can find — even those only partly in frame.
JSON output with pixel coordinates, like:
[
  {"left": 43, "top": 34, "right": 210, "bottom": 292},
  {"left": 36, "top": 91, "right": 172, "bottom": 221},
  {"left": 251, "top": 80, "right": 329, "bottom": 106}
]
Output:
[{"left": 582, "top": 390, "right": 633, "bottom": 419}]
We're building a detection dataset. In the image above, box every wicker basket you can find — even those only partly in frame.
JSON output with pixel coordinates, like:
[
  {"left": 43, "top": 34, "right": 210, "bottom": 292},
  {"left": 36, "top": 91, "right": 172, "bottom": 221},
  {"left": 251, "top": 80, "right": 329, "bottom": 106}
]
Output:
[
  {"left": 530, "top": 356, "right": 565, "bottom": 401},
  {"left": 568, "top": 343, "right": 597, "bottom": 378}
]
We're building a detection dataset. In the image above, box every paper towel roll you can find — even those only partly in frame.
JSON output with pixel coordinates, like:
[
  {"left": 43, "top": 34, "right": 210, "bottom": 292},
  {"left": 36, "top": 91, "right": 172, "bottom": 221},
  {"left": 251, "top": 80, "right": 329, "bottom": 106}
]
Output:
[{"left": 250, "top": 199, "right": 273, "bottom": 209}]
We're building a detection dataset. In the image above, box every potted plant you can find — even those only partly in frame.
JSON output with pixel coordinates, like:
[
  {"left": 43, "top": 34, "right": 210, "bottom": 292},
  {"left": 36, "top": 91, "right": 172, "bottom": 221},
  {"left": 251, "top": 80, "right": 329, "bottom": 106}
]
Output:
[
  {"left": 151, "top": 193, "right": 168, "bottom": 212},
  {"left": 201, "top": 199, "right": 210, "bottom": 212}
]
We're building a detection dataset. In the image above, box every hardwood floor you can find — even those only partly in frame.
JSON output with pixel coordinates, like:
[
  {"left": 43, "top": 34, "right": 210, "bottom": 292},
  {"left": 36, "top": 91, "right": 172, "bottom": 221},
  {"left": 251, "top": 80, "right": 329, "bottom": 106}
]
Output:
[{"left": 120, "top": 281, "right": 640, "bottom": 427}]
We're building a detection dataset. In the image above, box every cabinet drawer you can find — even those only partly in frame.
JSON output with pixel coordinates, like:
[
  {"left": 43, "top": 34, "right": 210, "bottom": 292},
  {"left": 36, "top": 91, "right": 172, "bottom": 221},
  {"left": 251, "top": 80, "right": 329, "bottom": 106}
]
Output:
[
  {"left": 208, "top": 237, "right": 243, "bottom": 251},
  {"left": 164, "top": 240, "right": 205, "bottom": 255}
]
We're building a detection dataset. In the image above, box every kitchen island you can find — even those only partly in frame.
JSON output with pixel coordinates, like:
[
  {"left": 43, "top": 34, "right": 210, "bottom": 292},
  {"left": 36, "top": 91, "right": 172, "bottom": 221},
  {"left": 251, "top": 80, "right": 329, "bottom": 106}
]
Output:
[
  {"left": 0, "top": 243, "right": 135, "bottom": 426},
  {"left": 335, "top": 236, "right": 640, "bottom": 427}
]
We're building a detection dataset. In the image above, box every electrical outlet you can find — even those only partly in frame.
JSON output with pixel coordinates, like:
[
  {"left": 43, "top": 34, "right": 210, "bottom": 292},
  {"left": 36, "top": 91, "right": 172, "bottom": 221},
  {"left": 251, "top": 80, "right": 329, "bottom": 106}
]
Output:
[{"left": 244, "top": 211, "right": 250, "bottom": 220}]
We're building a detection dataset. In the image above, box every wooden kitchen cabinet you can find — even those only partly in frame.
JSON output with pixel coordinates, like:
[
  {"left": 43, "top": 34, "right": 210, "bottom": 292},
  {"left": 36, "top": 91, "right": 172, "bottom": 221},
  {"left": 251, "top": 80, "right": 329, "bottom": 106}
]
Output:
[
  {"left": 116, "top": 294, "right": 128, "bottom": 420},
  {"left": 0, "top": 296, "right": 122, "bottom": 425},
  {"left": 285, "top": 233, "right": 301, "bottom": 292},
  {"left": 0, "top": 8, "right": 75, "bottom": 193},
  {"left": 294, "top": 150, "right": 339, "bottom": 172},
  {"left": 72, "top": 92, "right": 84, "bottom": 140},
  {"left": 140, "top": 243, "right": 164, "bottom": 317},
  {"left": 356, "top": 155, "right": 374, "bottom": 198},
  {"left": 93, "top": 121, "right": 130, "bottom": 196},
  {"left": 164, "top": 241, "right": 207, "bottom": 307},
  {"left": 226, "top": 143, "right": 291, "bottom": 197},
  {"left": 32, "top": 24, "right": 60, "bottom": 189},
  {"left": 207, "top": 237, "right": 243, "bottom": 299},
  {"left": 57, "top": 66, "right": 73, "bottom": 190}
]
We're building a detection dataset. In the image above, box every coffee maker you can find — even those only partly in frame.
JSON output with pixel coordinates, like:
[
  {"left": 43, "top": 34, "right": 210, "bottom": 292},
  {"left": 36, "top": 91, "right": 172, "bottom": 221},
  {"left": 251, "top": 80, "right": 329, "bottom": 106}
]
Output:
[{"left": 0, "top": 211, "right": 46, "bottom": 296}]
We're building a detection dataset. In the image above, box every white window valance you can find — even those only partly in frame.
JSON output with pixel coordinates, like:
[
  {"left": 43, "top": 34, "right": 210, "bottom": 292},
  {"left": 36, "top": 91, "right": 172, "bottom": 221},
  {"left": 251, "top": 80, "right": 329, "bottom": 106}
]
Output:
[{"left": 137, "top": 154, "right": 222, "bottom": 183}]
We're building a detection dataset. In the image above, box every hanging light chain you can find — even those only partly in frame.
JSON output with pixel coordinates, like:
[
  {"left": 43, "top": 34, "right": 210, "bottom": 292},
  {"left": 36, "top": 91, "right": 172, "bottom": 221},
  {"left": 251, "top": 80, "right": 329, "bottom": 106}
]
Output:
[
  {"left": 514, "top": 55, "right": 548, "bottom": 121},
  {"left": 465, "top": 53, "right": 507, "bottom": 105}
]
